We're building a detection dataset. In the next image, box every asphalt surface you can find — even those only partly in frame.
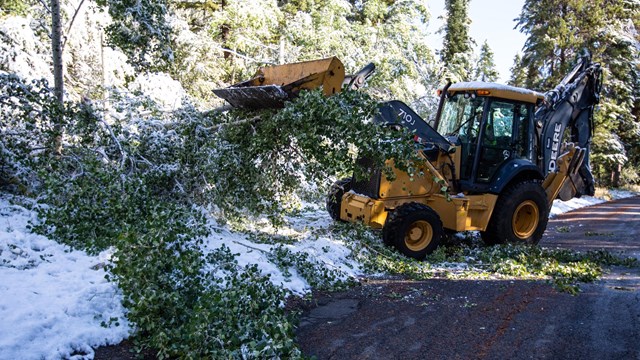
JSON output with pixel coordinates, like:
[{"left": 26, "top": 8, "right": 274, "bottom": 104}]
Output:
[
  {"left": 95, "top": 196, "right": 640, "bottom": 359},
  {"left": 295, "top": 196, "right": 640, "bottom": 360}
]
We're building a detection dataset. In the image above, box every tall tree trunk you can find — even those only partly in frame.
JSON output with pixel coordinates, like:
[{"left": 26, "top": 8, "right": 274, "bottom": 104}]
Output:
[
  {"left": 220, "top": 0, "right": 231, "bottom": 60},
  {"left": 51, "top": 0, "right": 64, "bottom": 155},
  {"left": 611, "top": 164, "right": 621, "bottom": 188}
]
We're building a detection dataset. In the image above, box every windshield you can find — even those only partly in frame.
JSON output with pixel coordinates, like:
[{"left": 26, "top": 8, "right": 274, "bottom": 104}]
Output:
[{"left": 437, "top": 94, "right": 487, "bottom": 137}]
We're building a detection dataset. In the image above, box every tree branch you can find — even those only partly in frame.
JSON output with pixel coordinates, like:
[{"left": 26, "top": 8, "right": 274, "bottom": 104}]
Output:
[
  {"left": 37, "top": 0, "right": 51, "bottom": 13},
  {"left": 98, "top": 117, "right": 127, "bottom": 169},
  {"left": 37, "top": 22, "right": 52, "bottom": 39},
  {"left": 216, "top": 47, "right": 276, "bottom": 65},
  {"left": 62, "top": 0, "right": 87, "bottom": 51},
  {"left": 196, "top": 116, "right": 262, "bottom": 132}
]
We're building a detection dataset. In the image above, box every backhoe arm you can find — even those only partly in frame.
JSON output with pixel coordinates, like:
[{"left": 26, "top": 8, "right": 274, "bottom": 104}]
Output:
[
  {"left": 542, "top": 143, "right": 586, "bottom": 207},
  {"left": 537, "top": 55, "right": 602, "bottom": 197}
]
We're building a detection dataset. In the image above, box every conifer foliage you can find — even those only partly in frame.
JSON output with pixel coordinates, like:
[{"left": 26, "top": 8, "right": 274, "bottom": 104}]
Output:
[
  {"left": 515, "top": 0, "right": 640, "bottom": 186},
  {"left": 474, "top": 40, "right": 499, "bottom": 82},
  {"left": 440, "top": 0, "right": 474, "bottom": 81},
  {"left": 508, "top": 53, "right": 527, "bottom": 88}
]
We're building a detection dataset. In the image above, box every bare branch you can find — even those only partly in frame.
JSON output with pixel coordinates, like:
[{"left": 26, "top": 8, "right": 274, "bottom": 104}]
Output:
[
  {"left": 37, "top": 0, "right": 51, "bottom": 13},
  {"left": 236, "top": 35, "right": 279, "bottom": 51},
  {"left": 97, "top": 117, "right": 127, "bottom": 169},
  {"left": 205, "top": 116, "right": 261, "bottom": 131},
  {"left": 62, "top": 0, "right": 87, "bottom": 51},
  {"left": 37, "top": 22, "right": 52, "bottom": 39},
  {"left": 216, "top": 47, "right": 276, "bottom": 65}
]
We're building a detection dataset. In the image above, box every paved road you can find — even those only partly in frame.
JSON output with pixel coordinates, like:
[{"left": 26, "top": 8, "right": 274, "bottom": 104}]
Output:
[{"left": 296, "top": 196, "right": 640, "bottom": 360}]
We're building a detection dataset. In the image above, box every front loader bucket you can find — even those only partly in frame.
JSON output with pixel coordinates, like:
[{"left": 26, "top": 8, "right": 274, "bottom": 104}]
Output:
[{"left": 213, "top": 57, "right": 345, "bottom": 109}]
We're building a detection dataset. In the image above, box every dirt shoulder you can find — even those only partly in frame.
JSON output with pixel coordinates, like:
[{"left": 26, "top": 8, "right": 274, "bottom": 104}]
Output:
[{"left": 295, "top": 196, "right": 640, "bottom": 359}]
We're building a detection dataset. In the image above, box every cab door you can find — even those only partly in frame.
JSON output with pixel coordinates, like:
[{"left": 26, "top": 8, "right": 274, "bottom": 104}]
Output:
[{"left": 475, "top": 100, "right": 532, "bottom": 183}]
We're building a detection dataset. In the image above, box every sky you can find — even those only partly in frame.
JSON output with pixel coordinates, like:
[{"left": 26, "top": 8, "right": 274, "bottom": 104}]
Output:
[{"left": 425, "top": 0, "right": 528, "bottom": 83}]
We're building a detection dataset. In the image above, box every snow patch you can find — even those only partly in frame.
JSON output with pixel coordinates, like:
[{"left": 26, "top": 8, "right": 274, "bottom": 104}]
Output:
[
  {"left": 550, "top": 190, "right": 637, "bottom": 217},
  {"left": 0, "top": 16, "right": 51, "bottom": 81},
  {"left": 0, "top": 189, "right": 635, "bottom": 358},
  {"left": 0, "top": 196, "right": 129, "bottom": 360},
  {"left": 129, "top": 73, "right": 187, "bottom": 110},
  {"left": 202, "top": 204, "right": 362, "bottom": 296}
]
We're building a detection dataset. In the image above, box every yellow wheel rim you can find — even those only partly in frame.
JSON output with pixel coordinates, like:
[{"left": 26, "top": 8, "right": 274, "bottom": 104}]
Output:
[
  {"left": 405, "top": 220, "right": 433, "bottom": 251},
  {"left": 512, "top": 200, "right": 539, "bottom": 239}
]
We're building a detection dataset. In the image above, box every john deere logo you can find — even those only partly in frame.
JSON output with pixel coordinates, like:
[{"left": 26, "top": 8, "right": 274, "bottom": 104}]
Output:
[{"left": 548, "top": 123, "right": 562, "bottom": 172}]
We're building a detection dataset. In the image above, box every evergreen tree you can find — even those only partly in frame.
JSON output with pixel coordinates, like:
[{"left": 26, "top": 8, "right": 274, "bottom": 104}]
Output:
[
  {"left": 474, "top": 40, "right": 498, "bottom": 82},
  {"left": 508, "top": 53, "right": 527, "bottom": 88},
  {"left": 516, "top": 0, "right": 579, "bottom": 89},
  {"left": 516, "top": 0, "right": 640, "bottom": 186},
  {"left": 439, "top": 0, "right": 474, "bottom": 81}
]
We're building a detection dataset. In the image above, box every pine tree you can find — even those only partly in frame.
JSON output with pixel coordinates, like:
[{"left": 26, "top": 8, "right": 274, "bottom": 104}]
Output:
[
  {"left": 516, "top": 0, "right": 640, "bottom": 186},
  {"left": 515, "top": 0, "right": 580, "bottom": 89},
  {"left": 440, "top": 0, "right": 474, "bottom": 81},
  {"left": 508, "top": 53, "right": 527, "bottom": 88},
  {"left": 474, "top": 40, "right": 498, "bottom": 82}
]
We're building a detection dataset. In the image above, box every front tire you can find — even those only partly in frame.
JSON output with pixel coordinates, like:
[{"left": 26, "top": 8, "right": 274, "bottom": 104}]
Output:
[
  {"left": 481, "top": 180, "right": 549, "bottom": 245},
  {"left": 383, "top": 203, "right": 443, "bottom": 260},
  {"left": 326, "top": 178, "right": 352, "bottom": 221}
]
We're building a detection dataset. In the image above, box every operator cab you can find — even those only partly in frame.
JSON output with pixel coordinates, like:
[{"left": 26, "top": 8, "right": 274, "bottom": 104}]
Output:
[{"left": 436, "top": 82, "right": 544, "bottom": 193}]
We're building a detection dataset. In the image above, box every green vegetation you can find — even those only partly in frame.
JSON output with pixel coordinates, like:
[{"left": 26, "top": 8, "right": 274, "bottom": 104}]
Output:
[
  {"left": 335, "top": 223, "right": 638, "bottom": 295},
  {"left": 474, "top": 40, "right": 499, "bottom": 82},
  {"left": 2, "top": 70, "right": 636, "bottom": 354},
  {"left": 440, "top": 0, "right": 475, "bottom": 81},
  {"left": 0, "top": 0, "right": 27, "bottom": 15},
  {"left": 0, "top": 74, "right": 416, "bottom": 357}
]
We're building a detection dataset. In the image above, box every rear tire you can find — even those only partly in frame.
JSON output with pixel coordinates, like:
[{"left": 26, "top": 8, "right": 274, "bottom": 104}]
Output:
[
  {"left": 326, "top": 178, "right": 352, "bottom": 221},
  {"left": 481, "top": 180, "right": 549, "bottom": 245},
  {"left": 383, "top": 203, "right": 443, "bottom": 260}
]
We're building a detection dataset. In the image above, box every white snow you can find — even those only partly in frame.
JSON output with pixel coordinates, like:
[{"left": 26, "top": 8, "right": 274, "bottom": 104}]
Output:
[
  {"left": 0, "top": 16, "right": 52, "bottom": 81},
  {"left": 549, "top": 189, "right": 636, "bottom": 217},
  {"left": 447, "top": 81, "right": 545, "bottom": 99},
  {"left": 202, "top": 203, "right": 362, "bottom": 295},
  {"left": 128, "top": 73, "right": 187, "bottom": 110},
  {"left": 0, "top": 196, "right": 129, "bottom": 360},
  {"left": 0, "top": 189, "right": 636, "bottom": 359}
]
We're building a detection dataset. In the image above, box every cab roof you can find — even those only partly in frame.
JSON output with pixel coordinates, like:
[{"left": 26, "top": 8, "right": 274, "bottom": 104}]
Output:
[{"left": 444, "top": 81, "right": 545, "bottom": 104}]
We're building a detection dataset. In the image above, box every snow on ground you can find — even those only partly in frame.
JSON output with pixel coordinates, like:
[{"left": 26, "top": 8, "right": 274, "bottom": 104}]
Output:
[
  {"left": 0, "top": 190, "right": 637, "bottom": 359},
  {"left": 0, "top": 196, "right": 129, "bottom": 360},
  {"left": 549, "top": 189, "right": 636, "bottom": 217},
  {"left": 202, "top": 203, "right": 363, "bottom": 295}
]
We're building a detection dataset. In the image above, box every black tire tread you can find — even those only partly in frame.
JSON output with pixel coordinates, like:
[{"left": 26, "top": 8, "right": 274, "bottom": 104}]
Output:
[
  {"left": 383, "top": 202, "right": 443, "bottom": 259},
  {"left": 482, "top": 180, "right": 549, "bottom": 245},
  {"left": 326, "top": 178, "right": 352, "bottom": 221}
]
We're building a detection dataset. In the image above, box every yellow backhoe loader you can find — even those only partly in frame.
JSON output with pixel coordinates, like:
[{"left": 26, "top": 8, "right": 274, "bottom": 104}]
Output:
[{"left": 213, "top": 55, "right": 602, "bottom": 260}]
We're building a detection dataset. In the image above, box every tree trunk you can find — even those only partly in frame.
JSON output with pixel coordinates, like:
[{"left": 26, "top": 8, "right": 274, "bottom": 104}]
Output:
[
  {"left": 611, "top": 164, "right": 621, "bottom": 188},
  {"left": 51, "top": 0, "right": 64, "bottom": 155},
  {"left": 220, "top": 0, "right": 231, "bottom": 60}
]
